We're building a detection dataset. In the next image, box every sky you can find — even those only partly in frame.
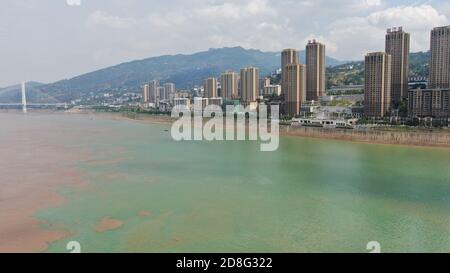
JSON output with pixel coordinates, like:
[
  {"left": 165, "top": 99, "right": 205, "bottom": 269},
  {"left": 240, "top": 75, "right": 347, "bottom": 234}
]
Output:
[{"left": 1, "top": 0, "right": 450, "bottom": 87}]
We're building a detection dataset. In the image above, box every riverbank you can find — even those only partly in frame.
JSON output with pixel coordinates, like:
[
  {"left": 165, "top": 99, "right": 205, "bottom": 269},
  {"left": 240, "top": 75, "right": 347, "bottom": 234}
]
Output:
[
  {"left": 80, "top": 111, "right": 450, "bottom": 149},
  {"left": 282, "top": 126, "right": 450, "bottom": 148}
]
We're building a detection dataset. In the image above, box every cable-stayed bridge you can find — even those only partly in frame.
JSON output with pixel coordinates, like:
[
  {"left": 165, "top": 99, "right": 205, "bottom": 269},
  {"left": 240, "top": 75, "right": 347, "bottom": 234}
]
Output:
[{"left": 0, "top": 82, "right": 68, "bottom": 113}]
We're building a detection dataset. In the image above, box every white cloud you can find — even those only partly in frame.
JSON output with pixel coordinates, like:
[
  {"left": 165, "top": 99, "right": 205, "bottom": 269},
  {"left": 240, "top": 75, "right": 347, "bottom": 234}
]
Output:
[
  {"left": 87, "top": 11, "right": 137, "bottom": 29},
  {"left": 367, "top": 5, "right": 448, "bottom": 30},
  {"left": 2, "top": 0, "right": 450, "bottom": 86},
  {"left": 194, "top": 0, "right": 276, "bottom": 20},
  {"left": 287, "top": 0, "right": 383, "bottom": 14},
  {"left": 324, "top": 4, "right": 449, "bottom": 60}
]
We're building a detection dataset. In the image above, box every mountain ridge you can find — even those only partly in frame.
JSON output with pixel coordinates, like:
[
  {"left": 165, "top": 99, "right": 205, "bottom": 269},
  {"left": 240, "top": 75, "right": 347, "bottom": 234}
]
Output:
[
  {"left": 0, "top": 47, "right": 429, "bottom": 103},
  {"left": 0, "top": 47, "right": 345, "bottom": 103}
]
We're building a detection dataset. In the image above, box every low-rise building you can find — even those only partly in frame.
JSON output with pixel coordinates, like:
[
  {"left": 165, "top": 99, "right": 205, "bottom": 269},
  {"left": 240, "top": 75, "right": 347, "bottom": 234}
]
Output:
[
  {"left": 408, "top": 89, "right": 450, "bottom": 118},
  {"left": 263, "top": 85, "right": 282, "bottom": 96},
  {"left": 292, "top": 117, "right": 358, "bottom": 128},
  {"left": 327, "top": 85, "right": 364, "bottom": 95},
  {"left": 259, "top": 77, "right": 271, "bottom": 95},
  {"left": 208, "top": 97, "right": 224, "bottom": 107},
  {"left": 174, "top": 91, "right": 191, "bottom": 99},
  {"left": 193, "top": 97, "right": 209, "bottom": 114},
  {"left": 173, "top": 98, "right": 191, "bottom": 110}
]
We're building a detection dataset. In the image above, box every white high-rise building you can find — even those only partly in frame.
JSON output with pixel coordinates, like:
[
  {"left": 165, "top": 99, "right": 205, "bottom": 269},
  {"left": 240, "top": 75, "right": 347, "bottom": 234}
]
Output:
[{"left": 143, "top": 84, "right": 150, "bottom": 103}]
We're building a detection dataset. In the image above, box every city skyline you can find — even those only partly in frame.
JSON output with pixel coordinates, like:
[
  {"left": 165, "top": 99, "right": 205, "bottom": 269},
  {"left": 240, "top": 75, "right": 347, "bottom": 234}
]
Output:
[
  {"left": 140, "top": 22, "right": 448, "bottom": 121},
  {"left": 2, "top": 1, "right": 450, "bottom": 87}
]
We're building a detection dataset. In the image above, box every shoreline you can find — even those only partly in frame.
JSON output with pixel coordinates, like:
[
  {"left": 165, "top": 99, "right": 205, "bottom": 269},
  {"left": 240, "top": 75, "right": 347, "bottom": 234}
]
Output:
[
  {"left": 281, "top": 126, "right": 450, "bottom": 149},
  {"left": 6, "top": 110, "right": 448, "bottom": 149},
  {"left": 74, "top": 110, "right": 450, "bottom": 149}
]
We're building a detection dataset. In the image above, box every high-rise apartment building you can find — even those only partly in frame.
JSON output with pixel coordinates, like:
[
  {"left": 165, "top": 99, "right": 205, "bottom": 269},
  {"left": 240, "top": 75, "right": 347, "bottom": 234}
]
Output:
[
  {"left": 203, "top": 77, "right": 218, "bottom": 98},
  {"left": 143, "top": 84, "right": 149, "bottom": 103},
  {"left": 364, "top": 52, "right": 392, "bottom": 117},
  {"left": 158, "top": 87, "right": 166, "bottom": 100},
  {"left": 385, "top": 27, "right": 410, "bottom": 105},
  {"left": 164, "top": 83, "right": 176, "bottom": 98},
  {"left": 408, "top": 89, "right": 450, "bottom": 118},
  {"left": 220, "top": 71, "right": 239, "bottom": 100},
  {"left": 240, "top": 67, "right": 260, "bottom": 103},
  {"left": 430, "top": 26, "right": 450, "bottom": 89},
  {"left": 281, "top": 49, "right": 299, "bottom": 96},
  {"left": 306, "top": 40, "right": 326, "bottom": 101},
  {"left": 285, "top": 64, "right": 306, "bottom": 117},
  {"left": 149, "top": 80, "right": 159, "bottom": 103}
]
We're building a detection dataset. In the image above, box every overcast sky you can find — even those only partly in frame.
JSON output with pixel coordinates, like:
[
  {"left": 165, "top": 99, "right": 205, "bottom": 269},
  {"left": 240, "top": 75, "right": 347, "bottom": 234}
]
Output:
[{"left": 1, "top": 0, "right": 449, "bottom": 87}]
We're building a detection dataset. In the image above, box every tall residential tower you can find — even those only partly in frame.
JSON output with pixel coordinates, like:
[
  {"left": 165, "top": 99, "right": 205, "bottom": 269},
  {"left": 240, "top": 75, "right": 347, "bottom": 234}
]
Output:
[
  {"left": 364, "top": 52, "right": 392, "bottom": 117},
  {"left": 143, "top": 84, "right": 149, "bottom": 103},
  {"left": 285, "top": 64, "right": 306, "bottom": 117},
  {"left": 220, "top": 71, "right": 239, "bottom": 100},
  {"left": 203, "top": 77, "right": 218, "bottom": 98},
  {"left": 149, "top": 80, "right": 159, "bottom": 103},
  {"left": 164, "top": 83, "right": 176, "bottom": 98},
  {"left": 430, "top": 26, "right": 450, "bottom": 89},
  {"left": 306, "top": 40, "right": 326, "bottom": 101},
  {"left": 385, "top": 27, "right": 410, "bottom": 105},
  {"left": 240, "top": 67, "right": 259, "bottom": 103},
  {"left": 281, "top": 49, "right": 299, "bottom": 96}
]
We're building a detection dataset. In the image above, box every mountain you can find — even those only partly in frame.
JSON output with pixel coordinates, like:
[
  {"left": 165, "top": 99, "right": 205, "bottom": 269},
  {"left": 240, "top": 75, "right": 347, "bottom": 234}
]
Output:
[
  {"left": 0, "top": 47, "right": 343, "bottom": 103},
  {"left": 0, "top": 49, "right": 430, "bottom": 104},
  {"left": 326, "top": 51, "right": 430, "bottom": 88},
  {"left": 326, "top": 62, "right": 364, "bottom": 88},
  {"left": 409, "top": 51, "right": 429, "bottom": 77}
]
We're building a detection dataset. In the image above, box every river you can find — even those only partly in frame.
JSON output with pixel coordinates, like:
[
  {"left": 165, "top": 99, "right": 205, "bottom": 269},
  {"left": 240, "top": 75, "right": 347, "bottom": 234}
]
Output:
[{"left": 1, "top": 111, "right": 450, "bottom": 252}]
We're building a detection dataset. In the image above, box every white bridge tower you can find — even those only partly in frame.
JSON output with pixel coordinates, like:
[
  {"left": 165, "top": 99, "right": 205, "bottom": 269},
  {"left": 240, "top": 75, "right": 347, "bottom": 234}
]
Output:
[{"left": 21, "top": 81, "right": 27, "bottom": 113}]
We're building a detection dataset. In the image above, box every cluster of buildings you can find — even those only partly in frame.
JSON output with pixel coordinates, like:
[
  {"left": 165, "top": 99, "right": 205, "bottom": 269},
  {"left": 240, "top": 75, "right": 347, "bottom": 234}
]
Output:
[
  {"left": 281, "top": 40, "right": 326, "bottom": 117},
  {"left": 143, "top": 68, "right": 278, "bottom": 112},
  {"left": 192, "top": 67, "right": 264, "bottom": 111},
  {"left": 142, "top": 40, "right": 327, "bottom": 118},
  {"left": 141, "top": 25, "right": 450, "bottom": 126},
  {"left": 142, "top": 81, "right": 176, "bottom": 111},
  {"left": 365, "top": 26, "right": 450, "bottom": 122}
]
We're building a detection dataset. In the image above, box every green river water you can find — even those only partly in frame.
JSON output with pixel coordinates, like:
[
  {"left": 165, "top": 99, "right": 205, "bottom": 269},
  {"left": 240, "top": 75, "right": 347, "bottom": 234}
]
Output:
[{"left": 19, "top": 113, "right": 450, "bottom": 253}]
